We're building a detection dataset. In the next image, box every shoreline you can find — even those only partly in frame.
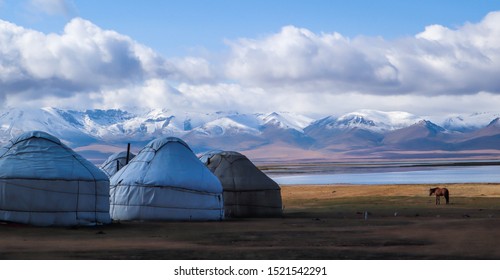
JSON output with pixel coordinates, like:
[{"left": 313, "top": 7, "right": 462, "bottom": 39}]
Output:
[
  {"left": 270, "top": 165, "right": 500, "bottom": 185},
  {"left": 260, "top": 159, "right": 500, "bottom": 177}
]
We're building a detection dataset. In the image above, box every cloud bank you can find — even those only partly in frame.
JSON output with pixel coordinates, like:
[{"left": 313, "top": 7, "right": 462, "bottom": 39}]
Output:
[
  {"left": 2, "top": 11, "right": 500, "bottom": 116},
  {"left": 226, "top": 11, "right": 500, "bottom": 96},
  {"left": 0, "top": 17, "right": 212, "bottom": 109}
]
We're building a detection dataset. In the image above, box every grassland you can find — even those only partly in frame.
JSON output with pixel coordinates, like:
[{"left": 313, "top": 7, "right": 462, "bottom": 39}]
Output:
[{"left": 1, "top": 183, "right": 500, "bottom": 259}]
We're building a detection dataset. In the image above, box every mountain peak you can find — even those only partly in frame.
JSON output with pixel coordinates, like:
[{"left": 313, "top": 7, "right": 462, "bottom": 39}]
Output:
[
  {"left": 337, "top": 114, "right": 376, "bottom": 127},
  {"left": 415, "top": 120, "right": 445, "bottom": 133},
  {"left": 487, "top": 117, "right": 500, "bottom": 127},
  {"left": 442, "top": 112, "right": 500, "bottom": 132},
  {"left": 260, "top": 111, "right": 313, "bottom": 132}
]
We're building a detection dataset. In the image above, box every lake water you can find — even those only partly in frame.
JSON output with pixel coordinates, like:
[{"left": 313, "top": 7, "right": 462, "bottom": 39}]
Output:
[{"left": 271, "top": 165, "right": 500, "bottom": 185}]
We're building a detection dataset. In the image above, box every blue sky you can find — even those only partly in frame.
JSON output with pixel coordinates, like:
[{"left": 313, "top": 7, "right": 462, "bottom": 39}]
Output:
[
  {"left": 2, "top": 0, "right": 500, "bottom": 117},
  {"left": 3, "top": 0, "right": 500, "bottom": 57}
]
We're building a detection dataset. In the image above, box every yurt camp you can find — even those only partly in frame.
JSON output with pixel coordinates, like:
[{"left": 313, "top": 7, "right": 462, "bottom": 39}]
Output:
[
  {"left": 0, "top": 131, "right": 111, "bottom": 226},
  {"left": 204, "top": 151, "right": 283, "bottom": 218},
  {"left": 100, "top": 150, "right": 135, "bottom": 177},
  {"left": 109, "top": 137, "right": 224, "bottom": 221}
]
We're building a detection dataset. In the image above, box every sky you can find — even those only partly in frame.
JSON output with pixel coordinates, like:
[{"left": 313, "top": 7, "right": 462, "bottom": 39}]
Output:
[{"left": 1, "top": 0, "right": 500, "bottom": 117}]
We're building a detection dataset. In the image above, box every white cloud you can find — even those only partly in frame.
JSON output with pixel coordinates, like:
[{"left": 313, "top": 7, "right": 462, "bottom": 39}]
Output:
[
  {"left": 0, "top": 18, "right": 159, "bottom": 93},
  {"left": 170, "top": 56, "right": 217, "bottom": 83},
  {"left": 225, "top": 11, "right": 500, "bottom": 97},
  {"left": 225, "top": 26, "right": 402, "bottom": 93},
  {"left": 177, "top": 83, "right": 268, "bottom": 112},
  {"left": 0, "top": 17, "right": 217, "bottom": 108},
  {"left": 3, "top": 11, "right": 500, "bottom": 117},
  {"left": 164, "top": 83, "right": 500, "bottom": 118}
]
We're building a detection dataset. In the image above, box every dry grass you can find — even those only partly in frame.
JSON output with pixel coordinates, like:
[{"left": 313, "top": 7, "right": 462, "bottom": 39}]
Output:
[
  {"left": 282, "top": 183, "right": 500, "bottom": 200},
  {"left": 1, "top": 183, "right": 500, "bottom": 259}
]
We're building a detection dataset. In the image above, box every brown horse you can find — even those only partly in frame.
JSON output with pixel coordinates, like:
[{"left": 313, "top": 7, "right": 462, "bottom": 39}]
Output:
[{"left": 429, "top": 187, "right": 449, "bottom": 205}]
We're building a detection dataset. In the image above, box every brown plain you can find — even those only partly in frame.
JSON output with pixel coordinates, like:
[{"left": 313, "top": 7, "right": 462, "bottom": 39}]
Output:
[{"left": 1, "top": 183, "right": 500, "bottom": 259}]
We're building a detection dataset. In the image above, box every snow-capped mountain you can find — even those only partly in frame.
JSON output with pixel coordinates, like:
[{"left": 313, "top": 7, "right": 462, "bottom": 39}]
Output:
[
  {"left": 306, "top": 110, "right": 422, "bottom": 133},
  {"left": 382, "top": 120, "right": 453, "bottom": 150},
  {"left": 1, "top": 107, "right": 500, "bottom": 162},
  {"left": 259, "top": 112, "right": 314, "bottom": 132},
  {"left": 441, "top": 112, "right": 500, "bottom": 132},
  {"left": 189, "top": 117, "right": 260, "bottom": 137},
  {"left": 0, "top": 107, "right": 97, "bottom": 145}
]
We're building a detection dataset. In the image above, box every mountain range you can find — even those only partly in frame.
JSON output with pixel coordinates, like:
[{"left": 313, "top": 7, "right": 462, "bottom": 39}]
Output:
[{"left": 1, "top": 107, "right": 500, "bottom": 163}]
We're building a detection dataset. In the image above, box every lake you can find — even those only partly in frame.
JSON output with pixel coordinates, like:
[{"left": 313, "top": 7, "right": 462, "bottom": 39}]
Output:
[{"left": 270, "top": 165, "right": 500, "bottom": 185}]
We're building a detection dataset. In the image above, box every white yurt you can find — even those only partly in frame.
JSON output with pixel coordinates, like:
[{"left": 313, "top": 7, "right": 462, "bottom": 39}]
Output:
[
  {"left": 0, "top": 131, "right": 111, "bottom": 226},
  {"left": 109, "top": 137, "right": 224, "bottom": 221},
  {"left": 204, "top": 151, "right": 283, "bottom": 218},
  {"left": 100, "top": 150, "right": 136, "bottom": 177}
]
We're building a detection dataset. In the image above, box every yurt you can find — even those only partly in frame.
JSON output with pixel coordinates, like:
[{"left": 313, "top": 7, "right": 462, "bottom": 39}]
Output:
[
  {"left": 0, "top": 131, "right": 111, "bottom": 226},
  {"left": 109, "top": 137, "right": 224, "bottom": 221},
  {"left": 100, "top": 150, "right": 136, "bottom": 177},
  {"left": 204, "top": 151, "right": 283, "bottom": 217}
]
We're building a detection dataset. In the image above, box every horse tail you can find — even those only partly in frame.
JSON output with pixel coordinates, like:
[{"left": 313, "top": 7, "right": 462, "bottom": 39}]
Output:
[{"left": 445, "top": 190, "right": 450, "bottom": 204}]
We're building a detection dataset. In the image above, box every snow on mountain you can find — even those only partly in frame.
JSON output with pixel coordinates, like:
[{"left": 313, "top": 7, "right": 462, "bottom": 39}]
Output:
[
  {"left": 488, "top": 118, "right": 500, "bottom": 128},
  {"left": 109, "top": 109, "right": 182, "bottom": 140},
  {"left": 336, "top": 110, "right": 423, "bottom": 132},
  {"left": 183, "top": 113, "right": 266, "bottom": 153},
  {"left": 305, "top": 109, "right": 422, "bottom": 133},
  {"left": 190, "top": 116, "right": 260, "bottom": 136},
  {"left": 440, "top": 112, "right": 500, "bottom": 132},
  {"left": 306, "top": 116, "right": 337, "bottom": 129},
  {"left": 335, "top": 114, "right": 377, "bottom": 129},
  {"left": 1, "top": 107, "right": 500, "bottom": 162},
  {"left": 382, "top": 120, "right": 453, "bottom": 150},
  {"left": 63, "top": 109, "right": 138, "bottom": 139},
  {"left": 0, "top": 107, "right": 97, "bottom": 145},
  {"left": 176, "top": 111, "right": 235, "bottom": 131},
  {"left": 186, "top": 111, "right": 312, "bottom": 137},
  {"left": 460, "top": 117, "right": 500, "bottom": 140},
  {"left": 259, "top": 112, "right": 314, "bottom": 132},
  {"left": 304, "top": 112, "right": 382, "bottom": 150},
  {"left": 384, "top": 120, "right": 446, "bottom": 143},
  {"left": 449, "top": 118, "right": 500, "bottom": 150}
]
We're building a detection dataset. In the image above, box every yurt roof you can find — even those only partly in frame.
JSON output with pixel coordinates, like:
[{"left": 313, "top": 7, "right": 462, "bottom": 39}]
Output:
[
  {"left": 146, "top": 136, "right": 192, "bottom": 152},
  {"left": 206, "top": 151, "right": 280, "bottom": 191},
  {"left": 198, "top": 149, "right": 224, "bottom": 165},
  {"left": 2, "top": 130, "right": 62, "bottom": 149},
  {"left": 111, "top": 137, "right": 221, "bottom": 193},
  {"left": 100, "top": 150, "right": 136, "bottom": 177},
  {"left": 0, "top": 131, "right": 108, "bottom": 181},
  {"left": 103, "top": 151, "right": 131, "bottom": 161}
]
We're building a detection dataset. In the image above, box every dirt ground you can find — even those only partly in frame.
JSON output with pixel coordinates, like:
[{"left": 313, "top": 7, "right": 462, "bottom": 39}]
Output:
[{"left": 1, "top": 183, "right": 500, "bottom": 260}]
